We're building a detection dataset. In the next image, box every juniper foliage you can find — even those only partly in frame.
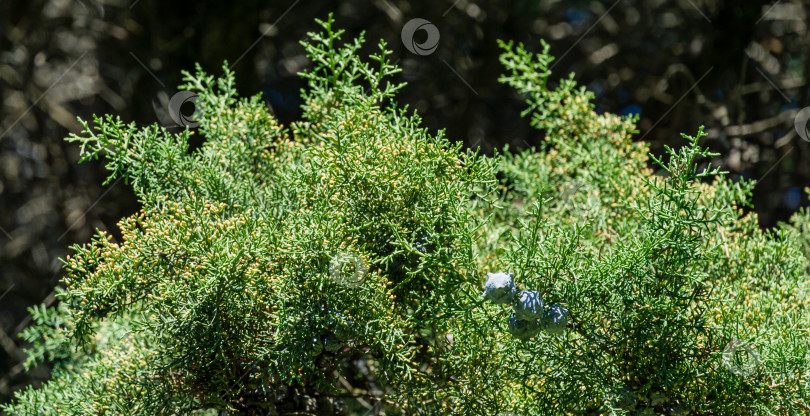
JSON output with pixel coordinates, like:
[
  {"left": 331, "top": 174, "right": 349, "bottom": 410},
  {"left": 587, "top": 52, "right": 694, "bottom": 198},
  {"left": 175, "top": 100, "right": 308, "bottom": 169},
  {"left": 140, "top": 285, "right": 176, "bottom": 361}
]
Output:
[{"left": 3, "top": 16, "right": 808, "bottom": 416}]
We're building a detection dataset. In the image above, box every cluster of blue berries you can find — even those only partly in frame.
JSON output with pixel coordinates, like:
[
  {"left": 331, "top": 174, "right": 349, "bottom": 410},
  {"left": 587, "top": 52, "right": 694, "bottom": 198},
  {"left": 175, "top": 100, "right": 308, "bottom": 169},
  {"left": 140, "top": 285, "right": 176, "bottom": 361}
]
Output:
[{"left": 483, "top": 272, "right": 569, "bottom": 341}]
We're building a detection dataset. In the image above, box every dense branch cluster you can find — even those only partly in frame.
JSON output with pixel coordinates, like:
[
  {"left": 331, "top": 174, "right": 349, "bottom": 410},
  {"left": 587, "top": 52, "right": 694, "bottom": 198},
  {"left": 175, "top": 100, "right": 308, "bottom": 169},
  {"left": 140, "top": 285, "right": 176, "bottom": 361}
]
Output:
[{"left": 3, "top": 15, "right": 808, "bottom": 416}]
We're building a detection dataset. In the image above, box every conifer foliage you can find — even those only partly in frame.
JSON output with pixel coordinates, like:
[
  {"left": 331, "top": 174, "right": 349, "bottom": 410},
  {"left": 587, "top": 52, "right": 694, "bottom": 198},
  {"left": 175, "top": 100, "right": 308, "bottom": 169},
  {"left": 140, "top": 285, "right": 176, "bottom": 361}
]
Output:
[{"left": 3, "top": 15, "right": 808, "bottom": 416}]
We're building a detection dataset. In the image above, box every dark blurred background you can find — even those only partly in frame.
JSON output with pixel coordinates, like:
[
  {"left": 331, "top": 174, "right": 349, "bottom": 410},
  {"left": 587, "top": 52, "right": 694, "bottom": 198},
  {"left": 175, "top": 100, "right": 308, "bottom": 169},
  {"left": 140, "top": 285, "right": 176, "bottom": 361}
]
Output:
[{"left": 1, "top": 0, "right": 808, "bottom": 404}]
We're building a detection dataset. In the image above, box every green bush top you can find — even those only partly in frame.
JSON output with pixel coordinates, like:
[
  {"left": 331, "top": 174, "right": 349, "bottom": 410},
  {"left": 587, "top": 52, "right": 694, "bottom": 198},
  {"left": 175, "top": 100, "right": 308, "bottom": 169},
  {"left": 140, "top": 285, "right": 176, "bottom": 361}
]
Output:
[{"left": 3, "top": 15, "right": 808, "bottom": 416}]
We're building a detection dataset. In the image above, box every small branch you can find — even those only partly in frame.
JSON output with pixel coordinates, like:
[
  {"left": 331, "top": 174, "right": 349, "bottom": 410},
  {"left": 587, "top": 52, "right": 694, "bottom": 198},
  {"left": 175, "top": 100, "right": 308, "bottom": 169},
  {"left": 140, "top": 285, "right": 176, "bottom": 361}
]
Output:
[{"left": 718, "top": 108, "right": 798, "bottom": 138}]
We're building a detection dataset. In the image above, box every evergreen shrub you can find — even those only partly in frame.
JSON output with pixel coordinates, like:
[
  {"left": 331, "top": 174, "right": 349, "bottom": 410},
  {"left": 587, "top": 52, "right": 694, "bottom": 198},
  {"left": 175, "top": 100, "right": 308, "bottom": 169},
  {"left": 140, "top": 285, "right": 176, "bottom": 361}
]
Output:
[{"left": 3, "top": 15, "right": 808, "bottom": 416}]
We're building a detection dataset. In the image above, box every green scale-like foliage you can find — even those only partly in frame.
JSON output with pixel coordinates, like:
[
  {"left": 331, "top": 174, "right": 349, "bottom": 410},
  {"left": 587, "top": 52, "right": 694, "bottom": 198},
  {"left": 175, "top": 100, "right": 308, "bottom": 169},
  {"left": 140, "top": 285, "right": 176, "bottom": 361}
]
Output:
[{"left": 3, "top": 15, "right": 808, "bottom": 416}]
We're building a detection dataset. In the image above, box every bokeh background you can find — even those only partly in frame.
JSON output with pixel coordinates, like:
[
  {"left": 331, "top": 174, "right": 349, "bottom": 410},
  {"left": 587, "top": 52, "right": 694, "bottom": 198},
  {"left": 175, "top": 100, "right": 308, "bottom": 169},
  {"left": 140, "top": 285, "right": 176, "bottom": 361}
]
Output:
[{"left": 1, "top": 0, "right": 808, "bottom": 405}]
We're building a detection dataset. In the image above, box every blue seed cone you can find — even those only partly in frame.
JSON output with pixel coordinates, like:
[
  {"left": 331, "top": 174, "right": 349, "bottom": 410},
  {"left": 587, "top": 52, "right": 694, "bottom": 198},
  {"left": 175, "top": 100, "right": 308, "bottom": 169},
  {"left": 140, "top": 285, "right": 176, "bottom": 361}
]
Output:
[
  {"left": 483, "top": 272, "right": 517, "bottom": 304},
  {"left": 513, "top": 290, "right": 544, "bottom": 320},
  {"left": 507, "top": 314, "right": 540, "bottom": 341},
  {"left": 542, "top": 303, "right": 569, "bottom": 334}
]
